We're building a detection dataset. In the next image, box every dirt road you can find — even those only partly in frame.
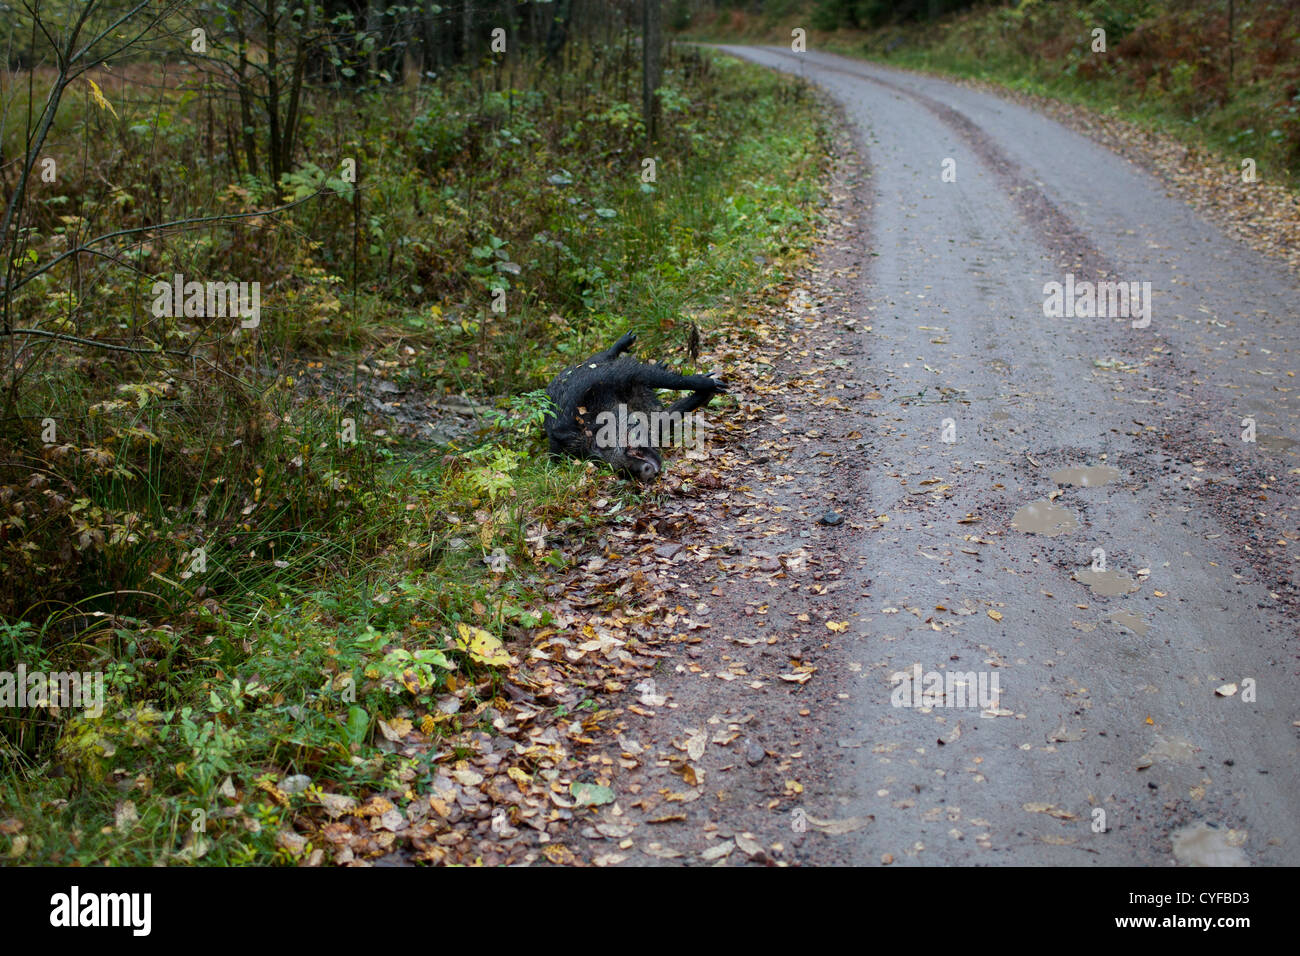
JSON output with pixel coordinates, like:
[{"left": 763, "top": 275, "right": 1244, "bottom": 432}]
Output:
[{"left": 607, "top": 47, "right": 1300, "bottom": 866}]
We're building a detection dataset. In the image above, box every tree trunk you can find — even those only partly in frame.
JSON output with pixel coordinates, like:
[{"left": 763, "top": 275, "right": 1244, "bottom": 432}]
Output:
[
  {"left": 642, "top": 0, "right": 662, "bottom": 142},
  {"left": 366, "top": 0, "right": 383, "bottom": 74},
  {"left": 1227, "top": 0, "right": 1235, "bottom": 97},
  {"left": 545, "top": 0, "right": 574, "bottom": 62},
  {"left": 265, "top": 7, "right": 282, "bottom": 184},
  {"left": 463, "top": 0, "right": 475, "bottom": 62},
  {"left": 502, "top": 0, "right": 517, "bottom": 59}
]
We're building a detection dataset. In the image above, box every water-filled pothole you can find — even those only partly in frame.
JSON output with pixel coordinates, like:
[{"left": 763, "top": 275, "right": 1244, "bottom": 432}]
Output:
[
  {"left": 1109, "top": 610, "right": 1149, "bottom": 636},
  {"left": 1074, "top": 567, "right": 1138, "bottom": 596},
  {"left": 1011, "top": 501, "right": 1078, "bottom": 536},
  {"left": 1050, "top": 464, "right": 1120, "bottom": 487}
]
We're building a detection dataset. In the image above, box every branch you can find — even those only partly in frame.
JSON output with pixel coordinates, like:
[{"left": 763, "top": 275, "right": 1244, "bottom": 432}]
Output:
[
  {"left": 1, "top": 327, "right": 186, "bottom": 355},
  {"left": 2, "top": 328, "right": 260, "bottom": 391},
  {"left": 69, "top": 1, "right": 156, "bottom": 67},
  {"left": 5, "top": 190, "right": 326, "bottom": 293}
]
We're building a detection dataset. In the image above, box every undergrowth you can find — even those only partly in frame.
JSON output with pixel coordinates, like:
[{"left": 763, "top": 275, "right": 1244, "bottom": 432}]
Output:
[{"left": 0, "top": 46, "right": 828, "bottom": 865}]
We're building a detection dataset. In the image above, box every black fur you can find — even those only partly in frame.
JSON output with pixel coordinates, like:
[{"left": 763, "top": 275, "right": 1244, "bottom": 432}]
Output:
[{"left": 543, "top": 331, "right": 727, "bottom": 481}]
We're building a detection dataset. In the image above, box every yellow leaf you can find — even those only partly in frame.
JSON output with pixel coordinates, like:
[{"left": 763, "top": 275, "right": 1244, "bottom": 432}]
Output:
[
  {"left": 87, "top": 78, "right": 119, "bottom": 119},
  {"left": 507, "top": 767, "right": 532, "bottom": 787},
  {"left": 826, "top": 620, "right": 848, "bottom": 633},
  {"left": 542, "top": 844, "right": 575, "bottom": 865},
  {"left": 377, "top": 717, "right": 412, "bottom": 741},
  {"left": 987, "top": 610, "right": 1003, "bottom": 621},
  {"left": 455, "top": 623, "right": 509, "bottom": 666}
]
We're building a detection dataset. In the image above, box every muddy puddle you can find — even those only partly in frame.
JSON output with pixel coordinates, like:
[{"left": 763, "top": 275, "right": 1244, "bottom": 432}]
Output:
[
  {"left": 1170, "top": 822, "right": 1249, "bottom": 867},
  {"left": 1073, "top": 567, "right": 1139, "bottom": 596},
  {"left": 1138, "top": 734, "right": 1197, "bottom": 768},
  {"left": 1109, "top": 610, "right": 1149, "bottom": 636},
  {"left": 1011, "top": 501, "right": 1078, "bottom": 536},
  {"left": 1256, "top": 434, "right": 1298, "bottom": 454},
  {"left": 1050, "top": 464, "right": 1120, "bottom": 487}
]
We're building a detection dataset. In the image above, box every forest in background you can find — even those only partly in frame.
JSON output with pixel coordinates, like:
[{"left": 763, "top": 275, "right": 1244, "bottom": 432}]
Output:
[{"left": 678, "top": 0, "right": 1300, "bottom": 189}]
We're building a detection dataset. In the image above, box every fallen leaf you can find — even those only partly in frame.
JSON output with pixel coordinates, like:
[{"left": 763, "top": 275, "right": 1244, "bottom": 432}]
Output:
[
  {"left": 701, "top": 840, "right": 734, "bottom": 861},
  {"left": 378, "top": 717, "right": 412, "bottom": 741},
  {"left": 455, "top": 623, "right": 510, "bottom": 666},
  {"left": 570, "top": 782, "right": 615, "bottom": 807},
  {"left": 734, "top": 833, "right": 764, "bottom": 857},
  {"left": 643, "top": 843, "right": 684, "bottom": 859},
  {"left": 1022, "top": 802, "right": 1077, "bottom": 821},
  {"left": 804, "top": 814, "right": 873, "bottom": 835}
]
